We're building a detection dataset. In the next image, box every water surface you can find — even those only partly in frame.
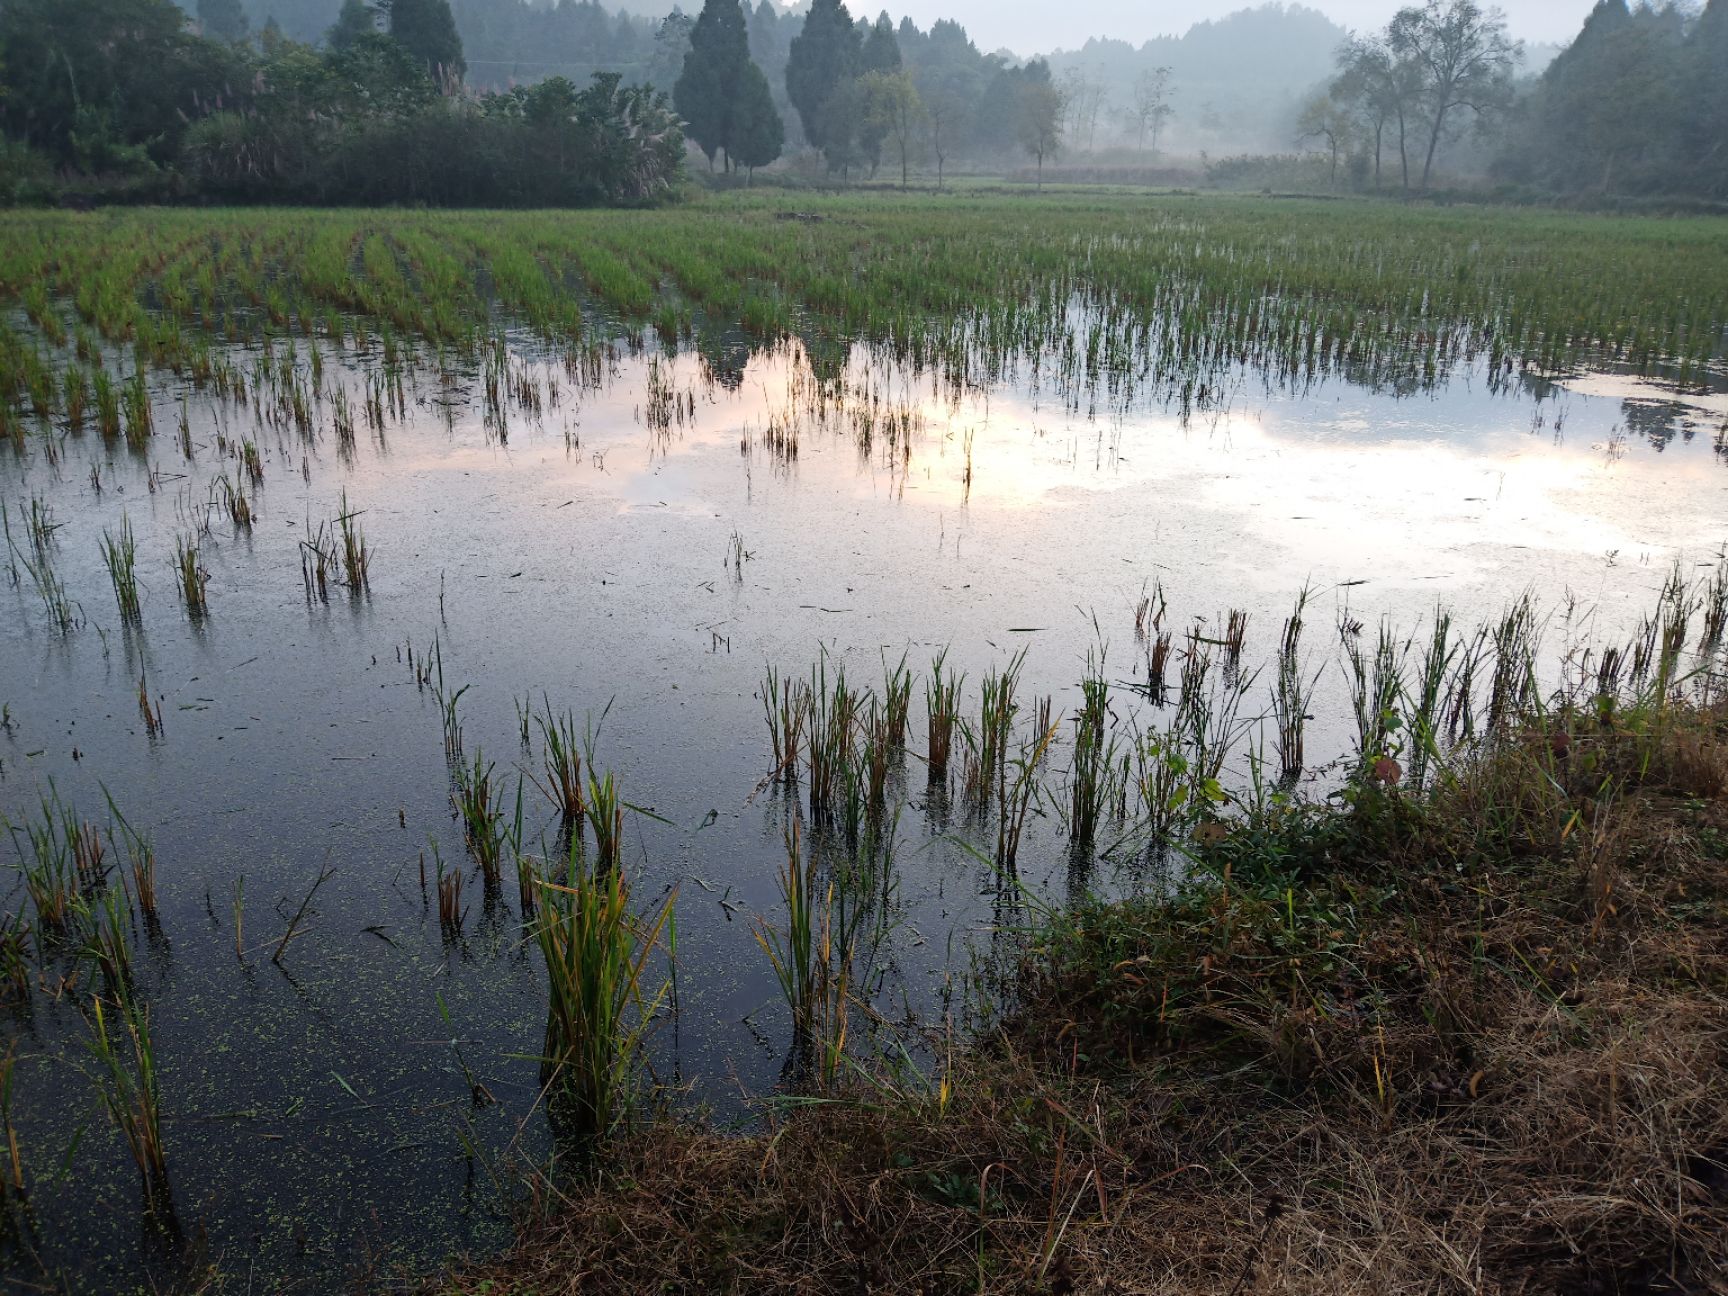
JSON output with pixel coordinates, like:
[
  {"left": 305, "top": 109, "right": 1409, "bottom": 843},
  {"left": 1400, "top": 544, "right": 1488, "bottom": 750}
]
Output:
[{"left": 2, "top": 322, "right": 1725, "bottom": 1291}]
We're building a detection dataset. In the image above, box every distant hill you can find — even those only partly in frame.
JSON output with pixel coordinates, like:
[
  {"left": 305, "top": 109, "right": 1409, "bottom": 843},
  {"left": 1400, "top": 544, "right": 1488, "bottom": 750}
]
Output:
[{"left": 1044, "top": 4, "right": 1351, "bottom": 153}]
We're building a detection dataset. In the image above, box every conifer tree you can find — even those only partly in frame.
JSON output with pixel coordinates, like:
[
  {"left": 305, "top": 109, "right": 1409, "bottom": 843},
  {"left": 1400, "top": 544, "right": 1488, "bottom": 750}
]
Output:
[
  {"left": 327, "top": 0, "right": 378, "bottom": 51},
  {"left": 675, "top": 0, "right": 782, "bottom": 172},
  {"left": 860, "top": 10, "right": 900, "bottom": 74},
  {"left": 386, "top": 0, "right": 465, "bottom": 84},
  {"left": 785, "top": 0, "right": 859, "bottom": 151},
  {"left": 855, "top": 11, "right": 899, "bottom": 172},
  {"left": 197, "top": 0, "right": 250, "bottom": 44},
  {"left": 731, "top": 61, "right": 785, "bottom": 177},
  {"left": 1689, "top": 0, "right": 1728, "bottom": 194}
]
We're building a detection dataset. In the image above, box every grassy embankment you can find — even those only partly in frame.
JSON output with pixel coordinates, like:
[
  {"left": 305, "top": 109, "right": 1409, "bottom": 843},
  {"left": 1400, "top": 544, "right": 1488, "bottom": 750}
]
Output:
[{"left": 436, "top": 678, "right": 1728, "bottom": 1295}]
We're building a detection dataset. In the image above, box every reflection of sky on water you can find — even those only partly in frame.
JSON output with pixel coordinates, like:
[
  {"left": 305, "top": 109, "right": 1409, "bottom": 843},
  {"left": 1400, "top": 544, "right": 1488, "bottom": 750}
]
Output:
[
  {"left": 0, "top": 334, "right": 1724, "bottom": 1292},
  {"left": 586, "top": 348, "right": 1726, "bottom": 606}
]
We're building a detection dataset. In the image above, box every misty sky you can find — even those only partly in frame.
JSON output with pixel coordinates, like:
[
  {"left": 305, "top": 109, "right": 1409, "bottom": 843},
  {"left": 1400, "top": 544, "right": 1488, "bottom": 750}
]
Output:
[{"left": 878, "top": 1, "right": 1599, "bottom": 55}]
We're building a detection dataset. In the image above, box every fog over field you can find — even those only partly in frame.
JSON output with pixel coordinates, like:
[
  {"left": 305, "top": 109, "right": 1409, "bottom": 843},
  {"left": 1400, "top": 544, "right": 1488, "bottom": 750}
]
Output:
[{"left": 849, "top": 0, "right": 1596, "bottom": 56}]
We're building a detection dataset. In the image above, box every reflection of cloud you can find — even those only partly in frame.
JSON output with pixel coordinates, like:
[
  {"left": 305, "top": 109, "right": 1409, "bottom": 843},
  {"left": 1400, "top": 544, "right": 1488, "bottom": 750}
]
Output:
[
  {"left": 370, "top": 343, "right": 1727, "bottom": 598},
  {"left": 1204, "top": 438, "right": 1594, "bottom": 583},
  {"left": 1235, "top": 400, "right": 1723, "bottom": 584},
  {"left": 1561, "top": 372, "right": 1728, "bottom": 421},
  {"left": 881, "top": 364, "right": 1728, "bottom": 598}
]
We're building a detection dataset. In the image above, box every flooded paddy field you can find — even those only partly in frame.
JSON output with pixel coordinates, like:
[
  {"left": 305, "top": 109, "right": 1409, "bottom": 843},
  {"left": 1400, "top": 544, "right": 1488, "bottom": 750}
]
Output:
[{"left": 0, "top": 194, "right": 1725, "bottom": 1292}]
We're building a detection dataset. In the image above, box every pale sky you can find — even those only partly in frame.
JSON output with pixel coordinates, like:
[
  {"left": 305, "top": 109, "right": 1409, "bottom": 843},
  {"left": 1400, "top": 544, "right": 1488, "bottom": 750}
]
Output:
[{"left": 872, "top": 1, "right": 1600, "bottom": 56}]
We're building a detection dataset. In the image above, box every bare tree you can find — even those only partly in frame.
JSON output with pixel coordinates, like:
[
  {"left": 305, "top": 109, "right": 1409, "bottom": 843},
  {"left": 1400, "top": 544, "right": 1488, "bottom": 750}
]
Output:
[
  {"left": 1082, "top": 80, "right": 1108, "bottom": 152},
  {"left": 1131, "top": 65, "right": 1175, "bottom": 153},
  {"left": 1018, "top": 78, "right": 1066, "bottom": 189},
  {"left": 1059, "top": 66, "right": 1107, "bottom": 153},
  {"left": 1295, "top": 92, "right": 1355, "bottom": 186},
  {"left": 862, "top": 69, "right": 924, "bottom": 188},
  {"left": 1333, "top": 38, "right": 1408, "bottom": 188},
  {"left": 1388, "top": 0, "right": 1519, "bottom": 189},
  {"left": 921, "top": 72, "right": 971, "bottom": 191}
]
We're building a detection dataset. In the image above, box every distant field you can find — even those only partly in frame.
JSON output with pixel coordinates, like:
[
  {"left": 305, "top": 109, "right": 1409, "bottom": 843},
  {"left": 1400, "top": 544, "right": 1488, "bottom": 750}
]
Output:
[{"left": 2, "top": 192, "right": 1724, "bottom": 438}]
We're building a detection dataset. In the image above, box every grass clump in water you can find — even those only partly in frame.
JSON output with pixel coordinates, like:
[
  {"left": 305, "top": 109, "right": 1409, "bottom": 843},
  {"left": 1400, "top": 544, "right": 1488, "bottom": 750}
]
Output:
[
  {"left": 336, "top": 491, "right": 370, "bottom": 592},
  {"left": 531, "top": 822, "right": 673, "bottom": 1144},
  {"left": 99, "top": 516, "right": 141, "bottom": 623},
  {"left": 532, "top": 701, "right": 586, "bottom": 831},
  {"left": 85, "top": 990, "right": 170, "bottom": 1202},
  {"left": 172, "top": 534, "right": 207, "bottom": 617}
]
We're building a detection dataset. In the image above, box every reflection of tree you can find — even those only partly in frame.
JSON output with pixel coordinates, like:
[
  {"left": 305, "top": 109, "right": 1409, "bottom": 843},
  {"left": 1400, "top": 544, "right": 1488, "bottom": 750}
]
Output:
[
  {"left": 687, "top": 315, "right": 855, "bottom": 392},
  {"left": 799, "top": 333, "right": 852, "bottom": 388},
  {"left": 692, "top": 324, "right": 754, "bottom": 391},
  {"left": 1619, "top": 397, "right": 1687, "bottom": 452},
  {"left": 684, "top": 297, "right": 1725, "bottom": 440},
  {"left": 1513, "top": 370, "right": 1564, "bottom": 402},
  {"left": 1330, "top": 353, "right": 1435, "bottom": 398}
]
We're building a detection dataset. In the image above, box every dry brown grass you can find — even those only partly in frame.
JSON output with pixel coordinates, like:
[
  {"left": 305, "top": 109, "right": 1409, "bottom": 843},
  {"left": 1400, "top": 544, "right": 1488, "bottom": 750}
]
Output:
[{"left": 433, "top": 703, "right": 1728, "bottom": 1296}]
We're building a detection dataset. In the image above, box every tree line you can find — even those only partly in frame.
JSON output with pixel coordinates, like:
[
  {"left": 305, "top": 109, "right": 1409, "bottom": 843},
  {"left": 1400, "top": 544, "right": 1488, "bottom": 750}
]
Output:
[
  {"left": 9, "top": 0, "right": 1718, "bottom": 203},
  {"left": 0, "top": 0, "right": 1086, "bottom": 201},
  {"left": 1500, "top": 0, "right": 1726, "bottom": 198},
  {"left": 0, "top": 0, "right": 683, "bottom": 204},
  {"left": 1297, "top": 0, "right": 1728, "bottom": 199},
  {"left": 673, "top": 0, "right": 1073, "bottom": 186}
]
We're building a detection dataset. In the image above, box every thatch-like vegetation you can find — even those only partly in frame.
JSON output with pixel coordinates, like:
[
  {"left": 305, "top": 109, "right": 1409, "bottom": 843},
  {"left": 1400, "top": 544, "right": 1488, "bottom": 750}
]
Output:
[{"left": 439, "top": 696, "right": 1728, "bottom": 1294}]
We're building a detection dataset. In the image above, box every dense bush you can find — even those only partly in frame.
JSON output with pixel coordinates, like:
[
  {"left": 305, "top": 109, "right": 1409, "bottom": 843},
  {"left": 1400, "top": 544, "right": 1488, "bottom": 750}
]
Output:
[
  {"left": 1492, "top": 0, "right": 1728, "bottom": 201},
  {"left": 184, "top": 66, "right": 682, "bottom": 205},
  {"left": 1202, "top": 153, "right": 1339, "bottom": 192},
  {"left": 0, "top": 0, "right": 684, "bottom": 207}
]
